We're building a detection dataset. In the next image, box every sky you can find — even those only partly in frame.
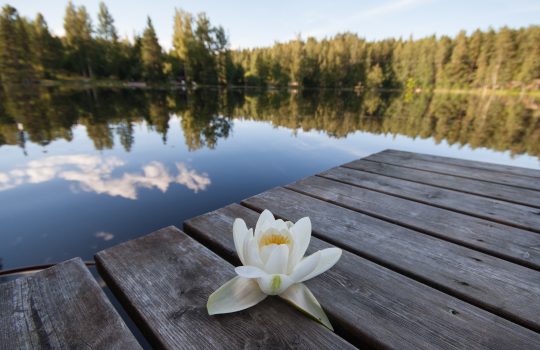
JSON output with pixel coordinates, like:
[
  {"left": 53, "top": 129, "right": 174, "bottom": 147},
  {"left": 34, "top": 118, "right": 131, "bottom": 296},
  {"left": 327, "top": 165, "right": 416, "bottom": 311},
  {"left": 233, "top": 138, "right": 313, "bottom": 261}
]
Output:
[{"left": 7, "top": 0, "right": 540, "bottom": 50}]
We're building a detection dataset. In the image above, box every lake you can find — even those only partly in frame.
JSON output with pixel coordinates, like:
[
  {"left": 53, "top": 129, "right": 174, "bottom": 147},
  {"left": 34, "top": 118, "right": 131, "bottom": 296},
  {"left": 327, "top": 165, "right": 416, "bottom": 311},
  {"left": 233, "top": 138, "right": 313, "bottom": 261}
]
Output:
[{"left": 0, "top": 86, "right": 539, "bottom": 271}]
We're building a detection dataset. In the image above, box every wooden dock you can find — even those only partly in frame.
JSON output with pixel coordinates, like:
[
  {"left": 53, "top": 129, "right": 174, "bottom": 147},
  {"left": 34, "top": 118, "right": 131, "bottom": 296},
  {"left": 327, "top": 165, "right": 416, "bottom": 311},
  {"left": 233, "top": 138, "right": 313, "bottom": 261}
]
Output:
[{"left": 1, "top": 149, "right": 539, "bottom": 349}]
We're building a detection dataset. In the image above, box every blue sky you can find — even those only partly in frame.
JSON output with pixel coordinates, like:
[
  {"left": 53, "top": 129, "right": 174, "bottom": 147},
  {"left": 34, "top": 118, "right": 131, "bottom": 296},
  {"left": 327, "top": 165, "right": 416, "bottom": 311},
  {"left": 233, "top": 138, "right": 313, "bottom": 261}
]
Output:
[{"left": 8, "top": 0, "right": 540, "bottom": 49}]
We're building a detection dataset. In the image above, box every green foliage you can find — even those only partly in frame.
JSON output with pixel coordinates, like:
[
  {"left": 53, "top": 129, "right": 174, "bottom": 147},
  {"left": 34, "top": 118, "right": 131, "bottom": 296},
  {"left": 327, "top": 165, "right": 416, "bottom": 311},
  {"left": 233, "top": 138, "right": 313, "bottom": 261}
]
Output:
[
  {"left": 141, "top": 17, "right": 164, "bottom": 81},
  {"left": 95, "top": 2, "right": 120, "bottom": 78},
  {"left": 172, "top": 9, "right": 234, "bottom": 84},
  {"left": 0, "top": 5, "right": 36, "bottom": 85},
  {"left": 62, "top": 1, "right": 95, "bottom": 77},
  {"left": 97, "top": 2, "right": 117, "bottom": 42},
  {"left": 29, "top": 13, "right": 63, "bottom": 78},
  {"left": 404, "top": 78, "right": 417, "bottom": 102},
  {"left": 0, "top": 3, "right": 538, "bottom": 91},
  {"left": 230, "top": 25, "right": 539, "bottom": 90},
  {"left": 366, "top": 64, "right": 384, "bottom": 89},
  {"left": 2, "top": 87, "right": 537, "bottom": 157}
]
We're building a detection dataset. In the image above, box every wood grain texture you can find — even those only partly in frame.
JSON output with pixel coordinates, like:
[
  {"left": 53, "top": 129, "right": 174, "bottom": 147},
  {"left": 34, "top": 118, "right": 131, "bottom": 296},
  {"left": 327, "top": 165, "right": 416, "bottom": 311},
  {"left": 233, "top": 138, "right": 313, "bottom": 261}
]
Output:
[
  {"left": 285, "top": 176, "right": 540, "bottom": 270},
  {"left": 185, "top": 204, "right": 540, "bottom": 350},
  {"left": 344, "top": 159, "right": 540, "bottom": 208},
  {"left": 95, "top": 226, "right": 353, "bottom": 350},
  {"left": 319, "top": 166, "right": 540, "bottom": 233},
  {"left": 0, "top": 258, "right": 140, "bottom": 350},
  {"left": 377, "top": 149, "right": 540, "bottom": 178},
  {"left": 365, "top": 149, "right": 540, "bottom": 190},
  {"left": 244, "top": 185, "right": 540, "bottom": 331}
]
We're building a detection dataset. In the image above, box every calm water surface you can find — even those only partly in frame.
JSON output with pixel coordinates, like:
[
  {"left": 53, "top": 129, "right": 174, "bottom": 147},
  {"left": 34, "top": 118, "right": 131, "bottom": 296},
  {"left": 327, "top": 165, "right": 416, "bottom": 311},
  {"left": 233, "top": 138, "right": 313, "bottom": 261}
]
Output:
[{"left": 1, "top": 87, "right": 539, "bottom": 270}]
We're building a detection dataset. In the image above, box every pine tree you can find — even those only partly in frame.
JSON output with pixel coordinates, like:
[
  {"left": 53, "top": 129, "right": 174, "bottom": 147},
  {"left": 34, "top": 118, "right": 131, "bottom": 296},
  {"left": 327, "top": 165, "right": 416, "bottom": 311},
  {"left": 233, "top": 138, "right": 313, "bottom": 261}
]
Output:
[
  {"left": 491, "top": 27, "right": 517, "bottom": 87},
  {"left": 446, "top": 31, "right": 471, "bottom": 88},
  {"left": 0, "top": 5, "right": 36, "bottom": 85},
  {"left": 434, "top": 36, "right": 453, "bottom": 87},
  {"left": 518, "top": 26, "right": 540, "bottom": 87},
  {"left": 96, "top": 2, "right": 119, "bottom": 77},
  {"left": 193, "top": 13, "right": 218, "bottom": 84},
  {"left": 172, "top": 9, "right": 194, "bottom": 81},
  {"left": 97, "top": 2, "right": 117, "bottom": 42},
  {"left": 366, "top": 64, "right": 384, "bottom": 89},
  {"left": 473, "top": 29, "right": 495, "bottom": 88},
  {"left": 141, "top": 17, "right": 164, "bottom": 81},
  {"left": 214, "top": 26, "right": 232, "bottom": 85},
  {"left": 289, "top": 35, "right": 305, "bottom": 85},
  {"left": 63, "top": 1, "right": 94, "bottom": 77},
  {"left": 29, "top": 13, "right": 61, "bottom": 77}
]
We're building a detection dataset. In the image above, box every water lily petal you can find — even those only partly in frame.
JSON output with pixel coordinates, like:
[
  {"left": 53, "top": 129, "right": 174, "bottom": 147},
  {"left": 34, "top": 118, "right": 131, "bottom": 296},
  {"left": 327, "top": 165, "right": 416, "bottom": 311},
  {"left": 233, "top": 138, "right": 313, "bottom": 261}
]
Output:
[
  {"left": 259, "top": 244, "right": 273, "bottom": 263},
  {"left": 300, "top": 248, "right": 342, "bottom": 282},
  {"left": 233, "top": 218, "right": 250, "bottom": 265},
  {"left": 264, "top": 244, "right": 289, "bottom": 274},
  {"left": 207, "top": 276, "right": 267, "bottom": 315},
  {"left": 245, "top": 237, "right": 263, "bottom": 268},
  {"left": 289, "top": 217, "right": 311, "bottom": 269},
  {"left": 257, "top": 274, "right": 294, "bottom": 295},
  {"left": 280, "top": 283, "right": 333, "bottom": 330},
  {"left": 255, "top": 209, "right": 274, "bottom": 237},
  {"left": 242, "top": 229, "right": 253, "bottom": 264},
  {"left": 235, "top": 265, "right": 267, "bottom": 279},
  {"left": 289, "top": 251, "right": 321, "bottom": 282},
  {"left": 272, "top": 219, "right": 288, "bottom": 232}
]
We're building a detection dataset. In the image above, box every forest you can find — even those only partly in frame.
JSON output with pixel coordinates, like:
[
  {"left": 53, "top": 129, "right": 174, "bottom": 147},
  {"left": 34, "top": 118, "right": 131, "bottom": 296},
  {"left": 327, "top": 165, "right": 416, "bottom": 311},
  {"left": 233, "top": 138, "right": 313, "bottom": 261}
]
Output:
[{"left": 0, "top": 2, "right": 539, "bottom": 90}]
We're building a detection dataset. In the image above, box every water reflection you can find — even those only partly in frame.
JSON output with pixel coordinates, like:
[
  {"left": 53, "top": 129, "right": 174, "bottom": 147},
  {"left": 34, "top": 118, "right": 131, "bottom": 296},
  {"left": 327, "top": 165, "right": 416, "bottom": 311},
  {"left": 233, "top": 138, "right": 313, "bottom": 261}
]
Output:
[
  {"left": 0, "top": 86, "right": 539, "bottom": 271},
  {"left": 0, "top": 87, "right": 538, "bottom": 158},
  {"left": 95, "top": 231, "right": 114, "bottom": 241},
  {"left": 0, "top": 155, "right": 210, "bottom": 199}
]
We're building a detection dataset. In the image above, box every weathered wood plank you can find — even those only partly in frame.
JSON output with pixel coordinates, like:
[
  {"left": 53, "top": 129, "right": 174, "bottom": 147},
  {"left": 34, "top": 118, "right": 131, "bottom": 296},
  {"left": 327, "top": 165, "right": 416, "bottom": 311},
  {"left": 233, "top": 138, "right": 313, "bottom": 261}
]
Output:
[
  {"left": 365, "top": 149, "right": 540, "bottom": 190},
  {"left": 319, "top": 167, "right": 540, "bottom": 233},
  {"left": 377, "top": 149, "right": 540, "bottom": 179},
  {"left": 344, "top": 159, "right": 540, "bottom": 208},
  {"left": 244, "top": 185, "right": 540, "bottom": 331},
  {"left": 0, "top": 258, "right": 140, "bottom": 350},
  {"left": 95, "top": 226, "right": 354, "bottom": 350},
  {"left": 185, "top": 204, "right": 540, "bottom": 350},
  {"left": 288, "top": 179, "right": 540, "bottom": 270}
]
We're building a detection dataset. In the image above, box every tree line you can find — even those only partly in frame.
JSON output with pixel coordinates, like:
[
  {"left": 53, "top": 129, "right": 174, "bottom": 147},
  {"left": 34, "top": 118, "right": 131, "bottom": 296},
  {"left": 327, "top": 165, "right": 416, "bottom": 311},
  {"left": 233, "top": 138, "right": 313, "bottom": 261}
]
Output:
[
  {"left": 1, "top": 87, "right": 538, "bottom": 157},
  {"left": 0, "top": 2, "right": 539, "bottom": 90}
]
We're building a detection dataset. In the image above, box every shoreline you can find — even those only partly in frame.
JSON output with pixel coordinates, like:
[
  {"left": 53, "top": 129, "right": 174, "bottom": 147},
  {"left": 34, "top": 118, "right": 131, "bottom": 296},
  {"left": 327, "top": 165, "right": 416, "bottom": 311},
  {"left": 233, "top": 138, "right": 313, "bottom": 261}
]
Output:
[{"left": 27, "top": 79, "right": 540, "bottom": 97}]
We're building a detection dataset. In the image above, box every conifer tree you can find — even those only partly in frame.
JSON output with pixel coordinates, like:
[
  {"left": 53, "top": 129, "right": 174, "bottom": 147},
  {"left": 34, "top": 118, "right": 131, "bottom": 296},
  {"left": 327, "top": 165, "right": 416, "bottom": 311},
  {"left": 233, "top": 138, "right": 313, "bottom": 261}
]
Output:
[
  {"left": 63, "top": 1, "right": 94, "bottom": 77},
  {"left": 172, "top": 9, "right": 194, "bottom": 82},
  {"left": 518, "top": 26, "right": 540, "bottom": 86},
  {"left": 97, "top": 2, "right": 117, "bottom": 42},
  {"left": 30, "top": 13, "right": 61, "bottom": 77},
  {"left": 0, "top": 5, "right": 35, "bottom": 85},
  {"left": 141, "top": 17, "right": 164, "bottom": 81},
  {"left": 446, "top": 31, "right": 471, "bottom": 87}
]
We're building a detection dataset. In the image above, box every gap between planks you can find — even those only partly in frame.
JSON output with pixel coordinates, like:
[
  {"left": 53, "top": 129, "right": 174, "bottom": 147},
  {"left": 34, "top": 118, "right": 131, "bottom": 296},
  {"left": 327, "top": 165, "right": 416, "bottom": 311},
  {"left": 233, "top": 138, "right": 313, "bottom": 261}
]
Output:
[
  {"left": 343, "top": 159, "right": 540, "bottom": 208},
  {"left": 316, "top": 170, "right": 540, "bottom": 234},
  {"left": 184, "top": 204, "right": 540, "bottom": 349},
  {"left": 378, "top": 149, "right": 540, "bottom": 180},
  {"left": 365, "top": 150, "right": 540, "bottom": 191},
  {"left": 274, "top": 185, "right": 540, "bottom": 271},
  {"left": 241, "top": 188, "right": 540, "bottom": 333}
]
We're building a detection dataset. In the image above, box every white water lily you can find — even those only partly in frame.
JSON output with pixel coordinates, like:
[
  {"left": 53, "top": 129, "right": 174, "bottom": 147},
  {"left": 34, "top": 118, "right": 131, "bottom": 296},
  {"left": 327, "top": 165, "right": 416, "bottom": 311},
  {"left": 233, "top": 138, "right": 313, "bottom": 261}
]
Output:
[{"left": 207, "top": 209, "right": 342, "bottom": 330}]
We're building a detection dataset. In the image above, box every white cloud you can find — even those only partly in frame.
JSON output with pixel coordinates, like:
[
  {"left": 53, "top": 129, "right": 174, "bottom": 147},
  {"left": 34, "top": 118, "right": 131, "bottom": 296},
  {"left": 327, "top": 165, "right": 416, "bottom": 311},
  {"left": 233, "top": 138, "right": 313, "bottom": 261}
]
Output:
[
  {"left": 0, "top": 172, "right": 9, "bottom": 183},
  {"left": 175, "top": 163, "right": 212, "bottom": 193},
  {"left": 0, "top": 154, "right": 211, "bottom": 200},
  {"left": 95, "top": 231, "right": 114, "bottom": 241}
]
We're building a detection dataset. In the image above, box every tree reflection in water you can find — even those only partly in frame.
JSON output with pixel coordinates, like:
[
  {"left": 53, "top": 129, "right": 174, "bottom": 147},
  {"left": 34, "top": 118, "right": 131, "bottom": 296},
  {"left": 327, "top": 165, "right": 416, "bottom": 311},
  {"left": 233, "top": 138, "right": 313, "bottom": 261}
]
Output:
[{"left": 0, "top": 86, "right": 538, "bottom": 158}]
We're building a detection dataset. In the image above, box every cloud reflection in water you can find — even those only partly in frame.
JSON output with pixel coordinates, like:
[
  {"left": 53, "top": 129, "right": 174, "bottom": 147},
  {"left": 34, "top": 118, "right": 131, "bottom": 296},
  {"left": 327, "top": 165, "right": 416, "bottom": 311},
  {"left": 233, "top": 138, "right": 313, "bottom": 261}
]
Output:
[{"left": 0, "top": 155, "right": 211, "bottom": 199}]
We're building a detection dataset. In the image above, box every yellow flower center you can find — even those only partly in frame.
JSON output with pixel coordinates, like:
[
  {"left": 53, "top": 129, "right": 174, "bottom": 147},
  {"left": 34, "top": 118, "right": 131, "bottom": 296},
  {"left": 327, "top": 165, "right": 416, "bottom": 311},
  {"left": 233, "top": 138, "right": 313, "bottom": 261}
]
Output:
[{"left": 259, "top": 232, "right": 290, "bottom": 247}]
